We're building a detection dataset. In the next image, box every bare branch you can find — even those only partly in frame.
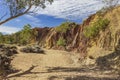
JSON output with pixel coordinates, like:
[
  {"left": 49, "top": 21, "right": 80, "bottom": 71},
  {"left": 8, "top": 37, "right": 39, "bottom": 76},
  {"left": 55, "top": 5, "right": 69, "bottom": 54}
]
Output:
[
  {"left": 0, "top": 0, "right": 53, "bottom": 25},
  {"left": 0, "top": 5, "right": 32, "bottom": 25},
  {"left": 0, "top": 13, "right": 7, "bottom": 21}
]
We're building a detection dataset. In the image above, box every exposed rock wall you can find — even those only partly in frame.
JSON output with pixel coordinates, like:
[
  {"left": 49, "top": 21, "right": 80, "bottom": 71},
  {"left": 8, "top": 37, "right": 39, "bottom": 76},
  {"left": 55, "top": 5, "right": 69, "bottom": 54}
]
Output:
[{"left": 33, "top": 7, "right": 120, "bottom": 59}]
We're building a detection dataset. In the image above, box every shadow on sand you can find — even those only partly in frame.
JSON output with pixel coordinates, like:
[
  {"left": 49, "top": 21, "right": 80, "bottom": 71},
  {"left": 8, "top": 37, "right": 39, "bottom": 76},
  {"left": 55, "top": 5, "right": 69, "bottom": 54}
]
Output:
[
  {"left": 7, "top": 47, "right": 120, "bottom": 80},
  {"left": 48, "top": 75, "right": 120, "bottom": 80},
  {"left": 96, "top": 50, "right": 120, "bottom": 70},
  {"left": 7, "top": 62, "right": 119, "bottom": 80},
  {"left": 7, "top": 65, "right": 40, "bottom": 78}
]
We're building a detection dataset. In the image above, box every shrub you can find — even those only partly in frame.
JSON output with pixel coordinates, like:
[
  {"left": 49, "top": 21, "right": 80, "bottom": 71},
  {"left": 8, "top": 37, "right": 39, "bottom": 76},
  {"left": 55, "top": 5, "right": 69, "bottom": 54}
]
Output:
[
  {"left": 57, "top": 37, "right": 66, "bottom": 46},
  {"left": 55, "top": 22, "right": 77, "bottom": 33},
  {"left": 84, "top": 18, "right": 110, "bottom": 38},
  {"left": 84, "top": 26, "right": 98, "bottom": 38},
  {"left": 19, "top": 24, "right": 32, "bottom": 45}
]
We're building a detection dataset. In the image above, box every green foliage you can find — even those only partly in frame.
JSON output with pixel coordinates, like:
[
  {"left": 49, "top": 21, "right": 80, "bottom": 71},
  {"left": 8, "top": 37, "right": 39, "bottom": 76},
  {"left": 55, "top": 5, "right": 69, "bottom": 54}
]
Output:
[
  {"left": 55, "top": 22, "right": 77, "bottom": 33},
  {"left": 5, "top": 0, "right": 53, "bottom": 13},
  {"left": 84, "top": 18, "right": 110, "bottom": 38},
  {"left": 5, "top": 36, "right": 14, "bottom": 44},
  {"left": 57, "top": 37, "right": 66, "bottom": 46},
  {"left": 0, "top": 32, "right": 4, "bottom": 43},
  {"left": 0, "top": 24, "right": 38, "bottom": 45},
  {"left": 19, "top": 24, "right": 32, "bottom": 45},
  {"left": 12, "top": 31, "right": 21, "bottom": 44}
]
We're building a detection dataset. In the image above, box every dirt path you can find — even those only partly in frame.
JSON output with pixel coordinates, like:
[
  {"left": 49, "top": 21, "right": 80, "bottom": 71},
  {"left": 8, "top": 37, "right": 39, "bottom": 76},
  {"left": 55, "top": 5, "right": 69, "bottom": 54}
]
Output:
[{"left": 8, "top": 48, "right": 119, "bottom": 80}]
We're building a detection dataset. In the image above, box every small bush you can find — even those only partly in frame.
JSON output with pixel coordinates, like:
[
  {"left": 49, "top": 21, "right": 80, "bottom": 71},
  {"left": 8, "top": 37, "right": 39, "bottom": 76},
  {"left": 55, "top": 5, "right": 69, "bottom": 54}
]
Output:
[
  {"left": 55, "top": 22, "right": 77, "bottom": 33},
  {"left": 84, "top": 18, "right": 110, "bottom": 38},
  {"left": 57, "top": 37, "right": 66, "bottom": 46},
  {"left": 20, "top": 45, "right": 44, "bottom": 54}
]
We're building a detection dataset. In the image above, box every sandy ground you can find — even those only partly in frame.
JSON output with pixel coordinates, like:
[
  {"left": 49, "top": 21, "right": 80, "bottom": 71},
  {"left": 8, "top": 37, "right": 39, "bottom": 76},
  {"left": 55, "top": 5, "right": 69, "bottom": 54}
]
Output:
[{"left": 7, "top": 47, "right": 119, "bottom": 80}]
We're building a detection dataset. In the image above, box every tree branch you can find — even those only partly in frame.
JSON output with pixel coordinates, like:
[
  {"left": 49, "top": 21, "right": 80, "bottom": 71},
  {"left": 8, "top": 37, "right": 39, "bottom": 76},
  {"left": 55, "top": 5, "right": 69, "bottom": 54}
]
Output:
[
  {"left": 0, "top": 5, "right": 32, "bottom": 25},
  {"left": 0, "top": 13, "right": 7, "bottom": 21},
  {"left": 0, "top": 0, "right": 53, "bottom": 25}
]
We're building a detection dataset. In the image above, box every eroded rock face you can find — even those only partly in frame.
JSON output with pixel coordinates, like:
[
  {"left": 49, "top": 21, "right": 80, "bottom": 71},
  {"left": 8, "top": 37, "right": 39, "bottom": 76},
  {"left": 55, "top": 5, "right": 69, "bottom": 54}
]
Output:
[
  {"left": 33, "top": 19, "right": 119, "bottom": 54},
  {"left": 34, "top": 23, "right": 82, "bottom": 51},
  {"left": 32, "top": 7, "right": 120, "bottom": 59}
]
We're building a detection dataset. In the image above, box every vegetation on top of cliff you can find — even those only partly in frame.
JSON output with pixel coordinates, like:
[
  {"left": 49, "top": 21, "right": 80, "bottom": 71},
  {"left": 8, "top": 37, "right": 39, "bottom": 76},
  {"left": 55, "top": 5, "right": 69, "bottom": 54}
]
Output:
[
  {"left": 57, "top": 37, "right": 66, "bottom": 46},
  {"left": 84, "top": 18, "right": 110, "bottom": 38},
  {"left": 55, "top": 22, "right": 78, "bottom": 33}
]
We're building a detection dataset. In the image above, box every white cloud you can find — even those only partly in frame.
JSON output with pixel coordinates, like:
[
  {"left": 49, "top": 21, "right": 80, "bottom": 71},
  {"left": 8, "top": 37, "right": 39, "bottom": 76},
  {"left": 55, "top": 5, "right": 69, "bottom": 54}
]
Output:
[
  {"left": 25, "top": 15, "right": 40, "bottom": 23},
  {"left": 0, "top": 25, "right": 21, "bottom": 34},
  {"left": 34, "top": 0, "right": 104, "bottom": 20},
  {"left": 15, "top": 19, "right": 21, "bottom": 22},
  {"left": 24, "top": 15, "right": 41, "bottom": 26}
]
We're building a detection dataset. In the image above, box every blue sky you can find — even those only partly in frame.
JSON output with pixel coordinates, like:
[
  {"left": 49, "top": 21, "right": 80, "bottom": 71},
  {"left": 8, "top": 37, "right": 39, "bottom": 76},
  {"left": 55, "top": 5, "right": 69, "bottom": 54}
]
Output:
[{"left": 0, "top": 0, "right": 104, "bottom": 34}]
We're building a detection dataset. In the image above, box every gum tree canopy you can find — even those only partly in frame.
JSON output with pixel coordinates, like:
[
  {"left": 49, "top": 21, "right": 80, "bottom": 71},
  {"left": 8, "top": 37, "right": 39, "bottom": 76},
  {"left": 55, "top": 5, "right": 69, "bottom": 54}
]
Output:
[{"left": 0, "top": 0, "right": 53, "bottom": 25}]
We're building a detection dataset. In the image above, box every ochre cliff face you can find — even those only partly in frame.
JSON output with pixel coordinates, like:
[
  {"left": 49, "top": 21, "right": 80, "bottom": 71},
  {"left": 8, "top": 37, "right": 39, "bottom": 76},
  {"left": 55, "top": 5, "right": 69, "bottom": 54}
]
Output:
[
  {"left": 33, "top": 7, "right": 120, "bottom": 58},
  {"left": 34, "top": 24, "right": 82, "bottom": 50}
]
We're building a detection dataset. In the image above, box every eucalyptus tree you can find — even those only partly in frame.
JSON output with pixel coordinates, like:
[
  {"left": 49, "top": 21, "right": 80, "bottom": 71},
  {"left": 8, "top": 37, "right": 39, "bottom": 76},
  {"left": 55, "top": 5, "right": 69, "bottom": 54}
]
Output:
[{"left": 0, "top": 0, "right": 53, "bottom": 25}]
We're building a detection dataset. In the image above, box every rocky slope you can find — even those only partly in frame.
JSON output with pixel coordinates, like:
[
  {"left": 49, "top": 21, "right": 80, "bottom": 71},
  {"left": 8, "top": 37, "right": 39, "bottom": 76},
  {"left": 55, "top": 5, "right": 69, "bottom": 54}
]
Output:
[
  {"left": 32, "top": 6, "right": 120, "bottom": 72},
  {"left": 35, "top": 7, "right": 120, "bottom": 53}
]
